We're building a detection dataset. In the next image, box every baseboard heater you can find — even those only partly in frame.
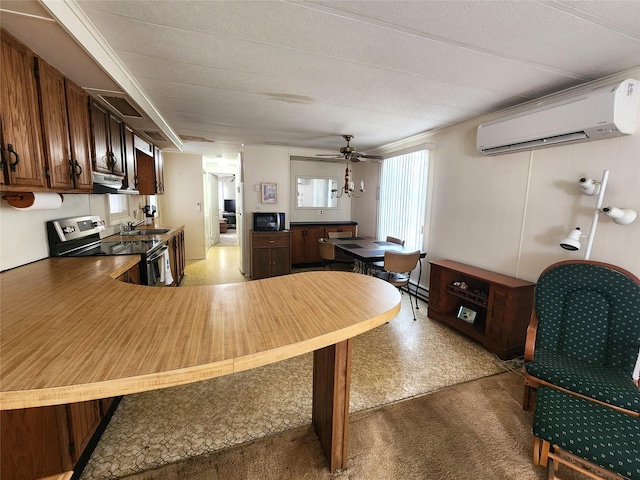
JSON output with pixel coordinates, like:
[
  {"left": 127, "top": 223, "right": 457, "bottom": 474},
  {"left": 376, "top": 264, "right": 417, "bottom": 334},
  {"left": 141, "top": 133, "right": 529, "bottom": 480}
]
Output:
[{"left": 401, "top": 282, "right": 429, "bottom": 306}]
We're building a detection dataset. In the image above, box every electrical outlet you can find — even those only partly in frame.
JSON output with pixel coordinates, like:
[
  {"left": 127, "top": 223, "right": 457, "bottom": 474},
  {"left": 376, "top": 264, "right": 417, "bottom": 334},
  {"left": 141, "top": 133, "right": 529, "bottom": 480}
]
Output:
[{"left": 318, "top": 210, "right": 324, "bottom": 215}]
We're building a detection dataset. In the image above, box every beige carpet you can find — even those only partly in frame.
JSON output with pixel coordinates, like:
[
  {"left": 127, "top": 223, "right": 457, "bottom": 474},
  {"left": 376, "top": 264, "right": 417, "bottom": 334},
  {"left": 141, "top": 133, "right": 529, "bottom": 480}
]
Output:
[
  {"left": 119, "top": 371, "right": 590, "bottom": 480},
  {"left": 81, "top": 251, "right": 557, "bottom": 479},
  {"left": 81, "top": 293, "right": 512, "bottom": 479}
]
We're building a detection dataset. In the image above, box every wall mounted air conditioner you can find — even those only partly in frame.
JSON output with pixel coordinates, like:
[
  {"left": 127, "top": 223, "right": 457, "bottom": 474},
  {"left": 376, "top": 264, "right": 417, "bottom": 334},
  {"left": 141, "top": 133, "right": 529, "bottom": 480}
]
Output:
[{"left": 477, "top": 79, "right": 639, "bottom": 155}]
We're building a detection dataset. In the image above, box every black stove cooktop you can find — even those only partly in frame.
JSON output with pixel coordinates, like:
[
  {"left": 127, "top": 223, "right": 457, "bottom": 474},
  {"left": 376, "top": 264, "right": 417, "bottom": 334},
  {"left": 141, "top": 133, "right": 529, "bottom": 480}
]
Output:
[
  {"left": 69, "top": 239, "right": 164, "bottom": 257},
  {"left": 47, "top": 216, "right": 166, "bottom": 258}
]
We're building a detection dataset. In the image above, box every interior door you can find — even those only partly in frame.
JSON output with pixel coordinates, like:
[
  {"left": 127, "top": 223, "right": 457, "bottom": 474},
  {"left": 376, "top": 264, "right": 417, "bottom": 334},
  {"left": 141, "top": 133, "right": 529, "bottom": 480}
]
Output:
[
  {"left": 205, "top": 173, "right": 220, "bottom": 247},
  {"left": 236, "top": 181, "right": 245, "bottom": 274}
]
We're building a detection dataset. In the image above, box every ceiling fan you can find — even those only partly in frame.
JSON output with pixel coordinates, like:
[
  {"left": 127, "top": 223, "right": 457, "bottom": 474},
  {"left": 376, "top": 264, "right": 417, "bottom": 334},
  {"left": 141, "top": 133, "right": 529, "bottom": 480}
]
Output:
[{"left": 316, "top": 135, "right": 384, "bottom": 162}]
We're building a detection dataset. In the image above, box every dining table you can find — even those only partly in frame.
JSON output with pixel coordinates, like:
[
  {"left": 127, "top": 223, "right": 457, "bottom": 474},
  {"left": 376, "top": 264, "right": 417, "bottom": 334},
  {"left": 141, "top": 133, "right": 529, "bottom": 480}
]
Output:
[
  {"left": 327, "top": 236, "right": 427, "bottom": 308},
  {"left": 327, "top": 237, "right": 425, "bottom": 263}
]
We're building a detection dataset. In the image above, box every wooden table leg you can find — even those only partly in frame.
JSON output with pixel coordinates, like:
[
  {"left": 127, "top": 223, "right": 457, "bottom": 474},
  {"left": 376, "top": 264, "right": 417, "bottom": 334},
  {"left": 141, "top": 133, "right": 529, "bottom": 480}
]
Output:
[{"left": 312, "top": 339, "right": 352, "bottom": 472}]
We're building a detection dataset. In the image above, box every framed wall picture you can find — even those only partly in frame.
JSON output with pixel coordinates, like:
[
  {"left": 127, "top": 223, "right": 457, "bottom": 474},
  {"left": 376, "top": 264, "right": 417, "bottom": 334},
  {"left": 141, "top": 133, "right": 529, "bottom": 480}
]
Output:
[{"left": 261, "top": 183, "right": 277, "bottom": 204}]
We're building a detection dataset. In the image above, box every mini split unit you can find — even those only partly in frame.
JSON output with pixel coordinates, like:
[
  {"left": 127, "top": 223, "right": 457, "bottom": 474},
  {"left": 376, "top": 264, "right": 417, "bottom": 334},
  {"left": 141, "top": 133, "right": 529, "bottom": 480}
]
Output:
[{"left": 477, "top": 79, "right": 639, "bottom": 155}]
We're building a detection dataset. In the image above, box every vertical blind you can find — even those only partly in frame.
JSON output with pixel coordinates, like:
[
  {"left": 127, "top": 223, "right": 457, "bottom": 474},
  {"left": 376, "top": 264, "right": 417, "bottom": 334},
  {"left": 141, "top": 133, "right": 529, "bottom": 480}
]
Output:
[{"left": 377, "top": 150, "right": 429, "bottom": 251}]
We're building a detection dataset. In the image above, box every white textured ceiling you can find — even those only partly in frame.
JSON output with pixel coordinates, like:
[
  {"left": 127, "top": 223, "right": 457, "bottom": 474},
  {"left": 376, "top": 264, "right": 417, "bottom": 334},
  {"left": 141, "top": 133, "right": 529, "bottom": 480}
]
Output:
[{"left": 2, "top": 0, "right": 640, "bottom": 156}]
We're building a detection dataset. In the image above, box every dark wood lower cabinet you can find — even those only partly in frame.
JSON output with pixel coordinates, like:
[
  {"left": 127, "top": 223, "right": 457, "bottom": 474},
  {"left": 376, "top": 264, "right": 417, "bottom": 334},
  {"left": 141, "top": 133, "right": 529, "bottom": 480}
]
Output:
[
  {"left": 428, "top": 259, "right": 535, "bottom": 359},
  {"left": 66, "top": 401, "right": 101, "bottom": 463},
  {"left": 115, "top": 263, "right": 141, "bottom": 284},
  {"left": 290, "top": 223, "right": 357, "bottom": 265},
  {"left": 1, "top": 406, "right": 67, "bottom": 479},
  {"left": 168, "top": 228, "right": 185, "bottom": 285},
  {"left": 251, "top": 230, "right": 291, "bottom": 279},
  {"left": 1, "top": 397, "right": 120, "bottom": 480}
]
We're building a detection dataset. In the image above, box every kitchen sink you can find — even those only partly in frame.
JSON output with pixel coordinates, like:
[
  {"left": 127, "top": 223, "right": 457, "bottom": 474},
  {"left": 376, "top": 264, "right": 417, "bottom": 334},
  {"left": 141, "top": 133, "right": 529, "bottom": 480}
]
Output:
[{"left": 137, "top": 228, "right": 171, "bottom": 234}]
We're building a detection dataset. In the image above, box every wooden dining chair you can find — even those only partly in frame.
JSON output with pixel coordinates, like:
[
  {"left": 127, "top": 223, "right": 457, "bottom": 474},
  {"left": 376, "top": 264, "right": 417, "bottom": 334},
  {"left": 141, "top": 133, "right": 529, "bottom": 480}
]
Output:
[
  {"left": 325, "top": 232, "right": 356, "bottom": 267},
  {"left": 318, "top": 238, "right": 355, "bottom": 271},
  {"left": 375, "top": 250, "right": 421, "bottom": 320},
  {"left": 368, "top": 236, "right": 406, "bottom": 274},
  {"left": 327, "top": 231, "right": 353, "bottom": 239},
  {"left": 386, "top": 236, "right": 405, "bottom": 246}
]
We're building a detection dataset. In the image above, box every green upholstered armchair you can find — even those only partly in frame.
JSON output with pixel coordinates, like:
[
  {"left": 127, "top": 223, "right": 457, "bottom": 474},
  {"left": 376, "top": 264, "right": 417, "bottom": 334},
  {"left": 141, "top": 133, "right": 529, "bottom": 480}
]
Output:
[{"left": 523, "top": 260, "right": 640, "bottom": 417}]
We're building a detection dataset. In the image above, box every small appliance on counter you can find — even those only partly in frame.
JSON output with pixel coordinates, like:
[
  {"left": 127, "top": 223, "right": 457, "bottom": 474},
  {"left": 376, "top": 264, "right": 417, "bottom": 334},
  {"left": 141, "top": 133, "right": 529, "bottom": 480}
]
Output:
[
  {"left": 253, "top": 212, "right": 285, "bottom": 231},
  {"left": 142, "top": 205, "right": 157, "bottom": 225},
  {"left": 47, "top": 215, "right": 169, "bottom": 286}
]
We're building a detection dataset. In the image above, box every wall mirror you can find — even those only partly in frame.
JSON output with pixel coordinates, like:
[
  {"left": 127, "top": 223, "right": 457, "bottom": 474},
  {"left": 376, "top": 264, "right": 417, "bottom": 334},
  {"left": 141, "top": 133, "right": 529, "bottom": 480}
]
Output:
[{"left": 296, "top": 176, "right": 338, "bottom": 208}]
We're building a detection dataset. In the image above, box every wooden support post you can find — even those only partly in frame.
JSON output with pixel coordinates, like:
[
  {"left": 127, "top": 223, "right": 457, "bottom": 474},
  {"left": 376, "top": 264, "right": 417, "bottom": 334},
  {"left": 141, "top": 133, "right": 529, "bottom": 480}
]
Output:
[{"left": 312, "top": 339, "right": 352, "bottom": 472}]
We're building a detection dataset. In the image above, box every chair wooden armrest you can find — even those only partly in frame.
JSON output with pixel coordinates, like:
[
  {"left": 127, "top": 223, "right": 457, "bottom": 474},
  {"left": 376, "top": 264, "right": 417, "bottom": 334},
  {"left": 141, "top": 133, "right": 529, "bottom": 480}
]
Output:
[
  {"left": 522, "top": 312, "right": 539, "bottom": 411},
  {"left": 524, "top": 312, "right": 538, "bottom": 363}
]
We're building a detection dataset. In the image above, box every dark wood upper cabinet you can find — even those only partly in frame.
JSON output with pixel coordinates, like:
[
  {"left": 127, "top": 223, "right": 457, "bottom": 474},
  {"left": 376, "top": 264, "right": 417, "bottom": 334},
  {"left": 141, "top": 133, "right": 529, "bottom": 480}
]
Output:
[
  {"left": 136, "top": 138, "right": 165, "bottom": 195},
  {"left": 90, "top": 100, "right": 125, "bottom": 177},
  {"left": 154, "top": 146, "right": 164, "bottom": 194},
  {"left": 37, "top": 59, "right": 93, "bottom": 191},
  {"left": 1, "top": 28, "right": 162, "bottom": 193},
  {"left": 0, "top": 30, "right": 47, "bottom": 188},
  {"left": 65, "top": 81, "right": 93, "bottom": 190}
]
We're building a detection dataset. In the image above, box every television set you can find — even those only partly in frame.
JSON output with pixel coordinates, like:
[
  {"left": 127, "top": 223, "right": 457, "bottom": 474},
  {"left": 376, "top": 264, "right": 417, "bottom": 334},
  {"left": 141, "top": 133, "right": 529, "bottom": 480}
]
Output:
[{"left": 224, "top": 199, "right": 236, "bottom": 213}]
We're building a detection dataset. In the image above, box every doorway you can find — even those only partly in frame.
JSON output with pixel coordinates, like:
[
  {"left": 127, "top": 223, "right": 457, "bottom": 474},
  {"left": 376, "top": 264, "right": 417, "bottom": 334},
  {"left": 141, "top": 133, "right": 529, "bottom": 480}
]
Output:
[
  {"left": 207, "top": 173, "right": 240, "bottom": 247},
  {"left": 202, "top": 154, "right": 242, "bottom": 275}
]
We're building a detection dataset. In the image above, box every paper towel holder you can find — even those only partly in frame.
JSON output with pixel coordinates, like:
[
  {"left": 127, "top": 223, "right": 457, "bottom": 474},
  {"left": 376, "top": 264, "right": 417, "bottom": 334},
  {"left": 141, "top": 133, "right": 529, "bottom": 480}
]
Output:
[{"left": 2, "top": 192, "right": 64, "bottom": 209}]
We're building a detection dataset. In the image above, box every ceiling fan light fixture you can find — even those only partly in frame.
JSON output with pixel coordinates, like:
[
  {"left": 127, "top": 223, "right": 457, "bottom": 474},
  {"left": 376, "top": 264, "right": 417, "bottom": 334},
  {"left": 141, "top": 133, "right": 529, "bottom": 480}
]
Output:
[
  {"left": 332, "top": 164, "right": 365, "bottom": 199},
  {"left": 316, "top": 134, "right": 382, "bottom": 162}
]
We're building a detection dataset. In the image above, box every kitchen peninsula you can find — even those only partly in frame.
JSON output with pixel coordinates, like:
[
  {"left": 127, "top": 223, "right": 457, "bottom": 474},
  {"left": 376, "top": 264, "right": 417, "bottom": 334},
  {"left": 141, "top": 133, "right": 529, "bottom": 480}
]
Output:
[{"left": 0, "top": 258, "right": 400, "bottom": 479}]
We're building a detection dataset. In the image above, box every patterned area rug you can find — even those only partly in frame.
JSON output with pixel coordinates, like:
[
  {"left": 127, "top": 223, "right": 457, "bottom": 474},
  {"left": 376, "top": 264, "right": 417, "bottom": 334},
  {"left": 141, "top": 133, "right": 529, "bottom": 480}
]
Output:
[{"left": 81, "top": 291, "right": 519, "bottom": 479}]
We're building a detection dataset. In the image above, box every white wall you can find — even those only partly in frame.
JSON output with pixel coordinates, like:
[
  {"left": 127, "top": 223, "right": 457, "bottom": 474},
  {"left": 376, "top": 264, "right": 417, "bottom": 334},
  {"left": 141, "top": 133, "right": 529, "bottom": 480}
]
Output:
[
  {"left": 159, "top": 152, "right": 206, "bottom": 259},
  {"left": 0, "top": 192, "right": 145, "bottom": 271},
  {"left": 221, "top": 178, "right": 236, "bottom": 201},
  {"left": 0, "top": 194, "right": 89, "bottom": 270},
  {"left": 241, "top": 145, "right": 291, "bottom": 275},
  {"left": 424, "top": 70, "right": 640, "bottom": 282},
  {"left": 350, "top": 161, "right": 380, "bottom": 238}
]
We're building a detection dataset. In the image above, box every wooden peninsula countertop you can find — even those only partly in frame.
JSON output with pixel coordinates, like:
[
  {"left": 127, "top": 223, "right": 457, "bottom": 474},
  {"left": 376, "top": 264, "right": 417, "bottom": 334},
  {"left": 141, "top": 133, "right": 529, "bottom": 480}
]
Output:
[{"left": 0, "top": 257, "right": 401, "bottom": 410}]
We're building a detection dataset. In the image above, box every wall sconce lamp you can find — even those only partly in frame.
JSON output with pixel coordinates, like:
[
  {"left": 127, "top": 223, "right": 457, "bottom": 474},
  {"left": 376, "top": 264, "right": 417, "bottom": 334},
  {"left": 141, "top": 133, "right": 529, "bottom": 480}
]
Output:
[{"left": 560, "top": 170, "right": 637, "bottom": 259}]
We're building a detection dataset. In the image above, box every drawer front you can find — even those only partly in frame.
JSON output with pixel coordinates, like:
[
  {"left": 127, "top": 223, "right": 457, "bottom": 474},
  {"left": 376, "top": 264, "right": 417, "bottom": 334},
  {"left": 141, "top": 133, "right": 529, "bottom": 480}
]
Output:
[{"left": 252, "top": 232, "right": 289, "bottom": 248}]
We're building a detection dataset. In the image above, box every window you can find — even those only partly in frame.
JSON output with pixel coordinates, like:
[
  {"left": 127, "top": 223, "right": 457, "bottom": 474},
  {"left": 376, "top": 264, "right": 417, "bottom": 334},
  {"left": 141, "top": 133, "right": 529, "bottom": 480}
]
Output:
[
  {"left": 377, "top": 150, "right": 429, "bottom": 251},
  {"left": 107, "top": 194, "right": 129, "bottom": 224}
]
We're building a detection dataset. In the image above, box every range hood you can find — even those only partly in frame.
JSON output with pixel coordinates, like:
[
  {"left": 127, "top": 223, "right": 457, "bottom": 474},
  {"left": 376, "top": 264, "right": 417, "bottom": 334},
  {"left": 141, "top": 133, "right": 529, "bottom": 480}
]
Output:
[{"left": 92, "top": 173, "right": 139, "bottom": 195}]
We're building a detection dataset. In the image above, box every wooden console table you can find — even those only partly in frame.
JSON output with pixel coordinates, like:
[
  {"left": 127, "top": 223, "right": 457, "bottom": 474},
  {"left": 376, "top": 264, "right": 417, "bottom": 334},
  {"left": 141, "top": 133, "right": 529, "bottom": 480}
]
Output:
[
  {"left": 1, "top": 259, "right": 400, "bottom": 478},
  {"left": 428, "top": 259, "right": 535, "bottom": 359}
]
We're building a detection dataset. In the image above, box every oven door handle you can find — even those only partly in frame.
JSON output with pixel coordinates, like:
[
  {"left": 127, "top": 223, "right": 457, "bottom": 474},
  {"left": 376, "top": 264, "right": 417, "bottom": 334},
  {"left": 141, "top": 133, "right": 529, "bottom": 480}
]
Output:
[{"left": 146, "top": 245, "right": 168, "bottom": 263}]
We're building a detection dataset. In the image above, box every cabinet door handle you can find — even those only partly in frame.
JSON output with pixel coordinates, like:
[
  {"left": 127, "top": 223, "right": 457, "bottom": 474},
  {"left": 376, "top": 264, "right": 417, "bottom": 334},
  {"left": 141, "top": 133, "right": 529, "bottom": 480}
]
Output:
[
  {"left": 269, "top": 240, "right": 275, "bottom": 243},
  {"left": 6, "top": 144, "right": 20, "bottom": 172},
  {"left": 75, "top": 161, "right": 83, "bottom": 179},
  {"left": 108, "top": 152, "right": 117, "bottom": 172}
]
